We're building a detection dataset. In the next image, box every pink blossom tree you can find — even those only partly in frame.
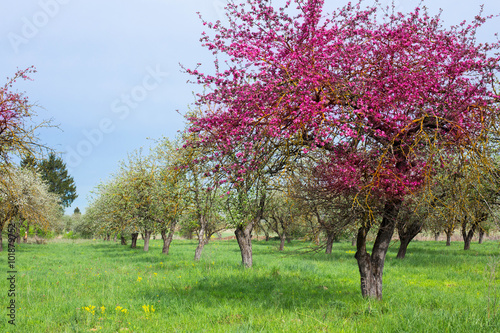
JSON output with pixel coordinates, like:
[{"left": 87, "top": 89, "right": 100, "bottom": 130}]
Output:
[
  {"left": 0, "top": 67, "right": 49, "bottom": 165},
  {"left": 187, "top": 0, "right": 500, "bottom": 298}
]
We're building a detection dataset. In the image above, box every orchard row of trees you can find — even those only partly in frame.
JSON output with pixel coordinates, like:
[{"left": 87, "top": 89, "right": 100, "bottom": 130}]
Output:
[
  {"left": 83, "top": 131, "right": 500, "bottom": 257},
  {"left": 0, "top": 67, "right": 78, "bottom": 249}
]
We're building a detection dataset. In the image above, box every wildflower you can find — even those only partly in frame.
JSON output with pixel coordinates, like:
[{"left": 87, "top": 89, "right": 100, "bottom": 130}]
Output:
[
  {"left": 100, "top": 306, "right": 106, "bottom": 313},
  {"left": 82, "top": 305, "right": 96, "bottom": 315},
  {"left": 142, "top": 305, "right": 155, "bottom": 313},
  {"left": 137, "top": 276, "right": 142, "bottom": 282}
]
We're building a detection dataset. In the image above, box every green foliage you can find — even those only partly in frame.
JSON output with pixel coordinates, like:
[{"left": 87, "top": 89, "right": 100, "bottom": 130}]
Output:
[
  {"left": 34, "top": 227, "right": 54, "bottom": 239},
  {"left": 1, "top": 239, "right": 498, "bottom": 332}
]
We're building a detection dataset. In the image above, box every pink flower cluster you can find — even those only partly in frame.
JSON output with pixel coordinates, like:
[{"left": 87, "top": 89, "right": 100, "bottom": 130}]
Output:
[
  {"left": 0, "top": 67, "right": 36, "bottom": 138},
  {"left": 186, "top": 0, "right": 500, "bottom": 197}
]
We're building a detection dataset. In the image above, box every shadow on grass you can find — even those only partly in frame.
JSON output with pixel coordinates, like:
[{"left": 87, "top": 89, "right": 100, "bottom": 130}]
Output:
[{"left": 140, "top": 268, "right": 361, "bottom": 313}]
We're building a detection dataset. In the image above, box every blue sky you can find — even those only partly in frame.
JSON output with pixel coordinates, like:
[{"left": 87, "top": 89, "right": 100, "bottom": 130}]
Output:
[{"left": 1, "top": 0, "right": 499, "bottom": 214}]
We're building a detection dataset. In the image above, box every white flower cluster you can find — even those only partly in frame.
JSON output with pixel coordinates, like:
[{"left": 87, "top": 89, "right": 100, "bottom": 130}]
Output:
[{"left": 0, "top": 166, "right": 60, "bottom": 230}]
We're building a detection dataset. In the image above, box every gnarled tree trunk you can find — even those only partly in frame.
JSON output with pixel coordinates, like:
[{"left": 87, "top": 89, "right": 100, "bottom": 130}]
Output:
[
  {"left": 325, "top": 230, "right": 336, "bottom": 254},
  {"left": 355, "top": 199, "right": 401, "bottom": 299},
  {"left": 235, "top": 221, "right": 254, "bottom": 267},
  {"left": 131, "top": 233, "right": 138, "bottom": 248},
  {"left": 444, "top": 223, "right": 455, "bottom": 246},
  {"left": 143, "top": 230, "right": 152, "bottom": 252},
  {"left": 445, "top": 231, "right": 452, "bottom": 246},
  {"left": 462, "top": 220, "right": 476, "bottom": 251},
  {"left": 279, "top": 234, "right": 286, "bottom": 251},
  {"left": 194, "top": 216, "right": 210, "bottom": 261},
  {"left": 161, "top": 220, "right": 176, "bottom": 255},
  {"left": 396, "top": 220, "right": 423, "bottom": 259},
  {"left": 194, "top": 238, "right": 209, "bottom": 261},
  {"left": 478, "top": 229, "right": 485, "bottom": 244}
]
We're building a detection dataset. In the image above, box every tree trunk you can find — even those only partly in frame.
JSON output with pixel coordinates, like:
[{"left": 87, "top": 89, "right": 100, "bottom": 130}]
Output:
[
  {"left": 325, "top": 231, "right": 335, "bottom": 254},
  {"left": 279, "top": 234, "right": 285, "bottom": 251},
  {"left": 194, "top": 238, "right": 208, "bottom": 261},
  {"left": 131, "top": 233, "right": 138, "bottom": 248},
  {"left": 143, "top": 230, "right": 151, "bottom": 252},
  {"left": 113, "top": 233, "right": 117, "bottom": 242},
  {"left": 396, "top": 220, "right": 422, "bottom": 259},
  {"left": 434, "top": 232, "right": 440, "bottom": 241},
  {"left": 120, "top": 235, "right": 127, "bottom": 245},
  {"left": 161, "top": 220, "right": 176, "bottom": 255},
  {"left": 478, "top": 229, "right": 485, "bottom": 244},
  {"left": 194, "top": 216, "right": 209, "bottom": 261},
  {"left": 462, "top": 222, "right": 476, "bottom": 251},
  {"left": 445, "top": 231, "right": 452, "bottom": 246},
  {"left": 235, "top": 221, "right": 254, "bottom": 267},
  {"left": 355, "top": 199, "right": 401, "bottom": 299},
  {"left": 396, "top": 238, "right": 410, "bottom": 259},
  {"left": 351, "top": 236, "right": 357, "bottom": 247}
]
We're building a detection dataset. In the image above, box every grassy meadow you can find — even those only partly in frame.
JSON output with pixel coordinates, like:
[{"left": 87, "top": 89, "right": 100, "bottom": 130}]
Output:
[{"left": 0, "top": 237, "right": 499, "bottom": 332}]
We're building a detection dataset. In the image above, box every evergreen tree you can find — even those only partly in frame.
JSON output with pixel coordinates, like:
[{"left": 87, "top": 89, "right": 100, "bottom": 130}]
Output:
[{"left": 33, "top": 153, "right": 77, "bottom": 208}]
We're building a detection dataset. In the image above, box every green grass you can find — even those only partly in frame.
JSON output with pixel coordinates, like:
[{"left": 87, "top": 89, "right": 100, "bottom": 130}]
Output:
[{"left": 0, "top": 238, "right": 499, "bottom": 332}]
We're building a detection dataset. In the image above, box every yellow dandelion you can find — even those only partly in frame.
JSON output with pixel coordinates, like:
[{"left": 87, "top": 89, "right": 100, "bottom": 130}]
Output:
[{"left": 137, "top": 276, "right": 142, "bottom": 282}]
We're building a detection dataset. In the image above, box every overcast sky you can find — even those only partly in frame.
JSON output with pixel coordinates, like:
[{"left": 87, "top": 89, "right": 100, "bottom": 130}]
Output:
[{"left": 1, "top": 0, "right": 499, "bottom": 214}]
